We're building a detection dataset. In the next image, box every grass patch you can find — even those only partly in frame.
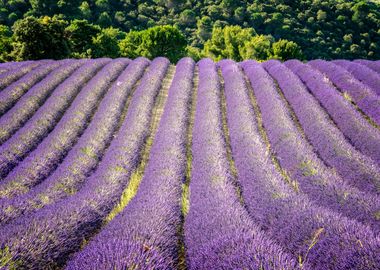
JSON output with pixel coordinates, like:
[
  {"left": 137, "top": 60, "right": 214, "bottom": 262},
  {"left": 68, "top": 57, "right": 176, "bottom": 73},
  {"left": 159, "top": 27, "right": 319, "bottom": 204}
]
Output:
[
  {"left": 0, "top": 246, "right": 21, "bottom": 270},
  {"left": 299, "top": 160, "right": 318, "bottom": 177},
  {"left": 106, "top": 168, "right": 143, "bottom": 222},
  {"left": 299, "top": 228, "right": 325, "bottom": 268}
]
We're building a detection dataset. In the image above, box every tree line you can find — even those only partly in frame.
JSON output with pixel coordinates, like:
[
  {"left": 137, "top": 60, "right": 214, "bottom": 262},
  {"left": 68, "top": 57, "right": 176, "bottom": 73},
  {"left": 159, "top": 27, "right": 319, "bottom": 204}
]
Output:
[
  {"left": 0, "top": 16, "right": 302, "bottom": 62},
  {"left": 0, "top": 0, "right": 379, "bottom": 62}
]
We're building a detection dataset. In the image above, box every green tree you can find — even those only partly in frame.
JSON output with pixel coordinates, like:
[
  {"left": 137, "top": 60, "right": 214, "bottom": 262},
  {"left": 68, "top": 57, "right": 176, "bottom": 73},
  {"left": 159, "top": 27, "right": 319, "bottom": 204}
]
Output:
[
  {"left": 120, "top": 25, "right": 187, "bottom": 62},
  {"left": 7, "top": 12, "right": 18, "bottom": 24},
  {"left": 79, "top": 1, "right": 92, "bottom": 19},
  {"left": 203, "top": 25, "right": 256, "bottom": 61},
  {"left": 271, "top": 39, "right": 303, "bottom": 60},
  {"left": 186, "top": 46, "right": 203, "bottom": 62},
  {"left": 95, "top": 0, "right": 110, "bottom": 12},
  {"left": 57, "top": 0, "right": 81, "bottom": 18},
  {"left": 196, "top": 16, "right": 213, "bottom": 42},
  {"left": 240, "top": 35, "right": 273, "bottom": 61},
  {"left": 114, "top": 11, "right": 125, "bottom": 25},
  {"left": 0, "top": 0, "right": 379, "bottom": 60},
  {"left": 29, "top": 0, "right": 57, "bottom": 16},
  {"left": 65, "top": 19, "right": 101, "bottom": 58},
  {"left": 91, "top": 27, "right": 122, "bottom": 58},
  {"left": 317, "top": 10, "right": 327, "bottom": 21},
  {"left": 0, "top": 24, "right": 12, "bottom": 61},
  {"left": 11, "top": 16, "right": 70, "bottom": 60},
  {"left": 165, "top": 0, "right": 186, "bottom": 10},
  {"left": 98, "top": 12, "right": 112, "bottom": 27},
  {"left": 119, "top": 30, "right": 143, "bottom": 59},
  {"left": 234, "top": 7, "right": 245, "bottom": 22},
  {"left": 180, "top": 9, "right": 196, "bottom": 26}
]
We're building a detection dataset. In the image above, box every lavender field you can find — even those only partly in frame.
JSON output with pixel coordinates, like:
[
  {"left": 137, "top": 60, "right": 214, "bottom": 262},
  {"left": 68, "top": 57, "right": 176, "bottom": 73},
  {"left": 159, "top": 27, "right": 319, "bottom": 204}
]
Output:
[{"left": 0, "top": 57, "right": 379, "bottom": 269}]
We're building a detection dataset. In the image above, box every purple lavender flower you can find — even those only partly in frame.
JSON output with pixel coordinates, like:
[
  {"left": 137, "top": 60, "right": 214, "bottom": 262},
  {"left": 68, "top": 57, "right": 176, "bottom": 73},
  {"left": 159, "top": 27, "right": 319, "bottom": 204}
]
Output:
[
  {"left": 184, "top": 58, "right": 299, "bottom": 269},
  {"left": 354, "top": 59, "right": 380, "bottom": 74},
  {"left": 0, "top": 57, "right": 148, "bottom": 225},
  {"left": 66, "top": 57, "right": 194, "bottom": 270},
  {"left": 0, "top": 57, "right": 378, "bottom": 270},
  {"left": 0, "top": 59, "right": 128, "bottom": 197},
  {"left": 220, "top": 59, "right": 379, "bottom": 269},
  {"left": 242, "top": 60, "right": 380, "bottom": 233},
  {"left": 309, "top": 60, "right": 380, "bottom": 125},
  {"left": 0, "top": 61, "right": 62, "bottom": 116},
  {"left": 0, "top": 59, "right": 83, "bottom": 145},
  {"left": 0, "top": 61, "right": 27, "bottom": 74},
  {"left": 286, "top": 59, "right": 380, "bottom": 169},
  {"left": 332, "top": 60, "right": 380, "bottom": 97},
  {"left": 0, "top": 57, "right": 170, "bottom": 269},
  {"left": 0, "top": 61, "right": 45, "bottom": 91}
]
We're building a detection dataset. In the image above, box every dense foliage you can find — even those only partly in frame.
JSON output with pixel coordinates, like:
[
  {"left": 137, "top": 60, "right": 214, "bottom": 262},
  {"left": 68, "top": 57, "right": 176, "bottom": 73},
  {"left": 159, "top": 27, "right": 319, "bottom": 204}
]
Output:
[
  {"left": 119, "top": 25, "right": 187, "bottom": 62},
  {"left": 0, "top": 0, "right": 379, "bottom": 61},
  {"left": 0, "top": 58, "right": 379, "bottom": 269}
]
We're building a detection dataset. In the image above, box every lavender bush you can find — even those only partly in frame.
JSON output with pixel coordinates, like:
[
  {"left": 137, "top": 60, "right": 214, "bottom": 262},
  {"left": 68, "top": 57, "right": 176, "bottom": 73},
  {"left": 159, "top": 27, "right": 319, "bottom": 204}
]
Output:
[
  {"left": 0, "top": 57, "right": 148, "bottom": 225},
  {"left": 354, "top": 59, "right": 380, "bottom": 75},
  {"left": 220, "top": 59, "right": 379, "bottom": 269},
  {"left": 242, "top": 60, "right": 380, "bottom": 233},
  {"left": 286, "top": 59, "right": 380, "bottom": 168},
  {"left": 0, "top": 61, "right": 42, "bottom": 90},
  {"left": 0, "top": 57, "right": 378, "bottom": 269},
  {"left": 0, "top": 57, "right": 169, "bottom": 269},
  {"left": 0, "top": 61, "right": 61, "bottom": 116},
  {"left": 184, "top": 58, "right": 299, "bottom": 269},
  {"left": 0, "top": 59, "right": 83, "bottom": 145},
  {"left": 0, "top": 59, "right": 128, "bottom": 197},
  {"left": 66, "top": 57, "right": 195, "bottom": 270},
  {"left": 309, "top": 60, "right": 380, "bottom": 125},
  {"left": 0, "top": 59, "right": 108, "bottom": 186},
  {"left": 0, "top": 62, "right": 26, "bottom": 74},
  {"left": 333, "top": 60, "right": 380, "bottom": 97}
]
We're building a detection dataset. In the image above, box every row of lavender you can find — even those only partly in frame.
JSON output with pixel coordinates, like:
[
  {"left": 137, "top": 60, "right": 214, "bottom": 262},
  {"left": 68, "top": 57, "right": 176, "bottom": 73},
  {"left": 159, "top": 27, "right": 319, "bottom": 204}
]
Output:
[
  {"left": 0, "top": 57, "right": 170, "bottom": 268},
  {"left": 66, "top": 57, "right": 194, "bottom": 269},
  {"left": 0, "top": 58, "right": 379, "bottom": 269},
  {"left": 0, "top": 58, "right": 148, "bottom": 225},
  {"left": 237, "top": 60, "right": 379, "bottom": 268}
]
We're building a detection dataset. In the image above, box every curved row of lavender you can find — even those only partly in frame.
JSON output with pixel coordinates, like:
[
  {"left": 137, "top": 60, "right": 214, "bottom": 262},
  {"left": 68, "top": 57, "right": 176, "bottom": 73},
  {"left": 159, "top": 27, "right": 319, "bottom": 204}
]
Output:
[
  {"left": 0, "top": 58, "right": 378, "bottom": 269},
  {"left": 184, "top": 58, "right": 298, "bottom": 269},
  {"left": 0, "top": 57, "right": 169, "bottom": 269},
  {"left": 309, "top": 60, "right": 380, "bottom": 125},
  {"left": 0, "top": 61, "right": 29, "bottom": 75},
  {"left": 0, "top": 61, "right": 42, "bottom": 90},
  {"left": 333, "top": 60, "right": 380, "bottom": 97},
  {"left": 264, "top": 60, "right": 380, "bottom": 195},
  {"left": 0, "top": 59, "right": 108, "bottom": 184},
  {"left": 0, "top": 59, "right": 83, "bottom": 146},
  {"left": 220, "top": 59, "right": 379, "bottom": 269},
  {"left": 67, "top": 57, "right": 195, "bottom": 269},
  {"left": 355, "top": 59, "right": 380, "bottom": 74},
  {"left": 285, "top": 60, "right": 380, "bottom": 168},
  {"left": 243, "top": 61, "right": 380, "bottom": 233},
  {"left": 0, "top": 59, "right": 128, "bottom": 198},
  {"left": 0, "top": 58, "right": 149, "bottom": 225},
  {"left": 0, "top": 61, "right": 61, "bottom": 116}
]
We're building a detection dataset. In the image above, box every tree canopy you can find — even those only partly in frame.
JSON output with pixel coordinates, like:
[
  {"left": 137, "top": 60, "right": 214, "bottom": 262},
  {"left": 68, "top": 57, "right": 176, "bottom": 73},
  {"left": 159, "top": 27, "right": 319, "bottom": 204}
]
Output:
[
  {"left": 0, "top": 0, "right": 379, "bottom": 61},
  {"left": 11, "top": 16, "right": 70, "bottom": 60}
]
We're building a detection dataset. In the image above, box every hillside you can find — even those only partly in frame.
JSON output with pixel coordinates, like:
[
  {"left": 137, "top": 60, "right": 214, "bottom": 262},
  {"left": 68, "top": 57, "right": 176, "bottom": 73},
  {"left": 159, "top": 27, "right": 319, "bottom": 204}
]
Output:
[
  {"left": 0, "top": 0, "right": 380, "bottom": 61},
  {"left": 0, "top": 58, "right": 379, "bottom": 269}
]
